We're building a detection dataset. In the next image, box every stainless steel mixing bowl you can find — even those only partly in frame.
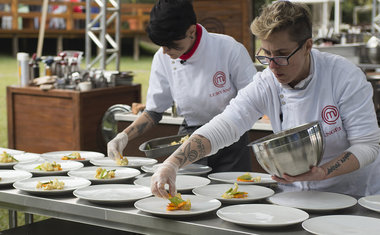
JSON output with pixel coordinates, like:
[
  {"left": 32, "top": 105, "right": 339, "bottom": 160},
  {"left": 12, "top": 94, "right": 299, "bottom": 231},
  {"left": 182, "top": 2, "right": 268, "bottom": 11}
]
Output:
[{"left": 249, "top": 121, "right": 324, "bottom": 177}]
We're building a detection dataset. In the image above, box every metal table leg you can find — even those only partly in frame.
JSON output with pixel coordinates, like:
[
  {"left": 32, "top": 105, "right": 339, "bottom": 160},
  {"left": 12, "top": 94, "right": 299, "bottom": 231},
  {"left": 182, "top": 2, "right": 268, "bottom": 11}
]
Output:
[
  {"left": 8, "top": 210, "right": 17, "bottom": 228},
  {"left": 25, "top": 213, "right": 34, "bottom": 224}
]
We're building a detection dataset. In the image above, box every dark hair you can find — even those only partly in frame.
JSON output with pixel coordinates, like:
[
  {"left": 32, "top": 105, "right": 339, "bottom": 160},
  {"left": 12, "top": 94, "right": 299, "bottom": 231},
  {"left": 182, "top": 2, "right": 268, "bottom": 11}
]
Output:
[{"left": 146, "top": 0, "right": 197, "bottom": 48}]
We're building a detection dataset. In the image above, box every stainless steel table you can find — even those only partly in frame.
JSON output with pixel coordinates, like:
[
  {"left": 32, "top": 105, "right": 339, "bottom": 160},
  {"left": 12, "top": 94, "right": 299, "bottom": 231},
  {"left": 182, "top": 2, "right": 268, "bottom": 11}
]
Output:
[{"left": 0, "top": 186, "right": 379, "bottom": 235}]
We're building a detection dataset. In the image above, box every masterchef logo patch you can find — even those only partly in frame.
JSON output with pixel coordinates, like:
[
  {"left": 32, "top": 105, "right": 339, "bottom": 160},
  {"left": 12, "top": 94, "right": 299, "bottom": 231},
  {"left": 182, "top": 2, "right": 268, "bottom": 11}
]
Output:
[
  {"left": 321, "top": 105, "right": 339, "bottom": 125},
  {"left": 213, "top": 71, "right": 226, "bottom": 88}
]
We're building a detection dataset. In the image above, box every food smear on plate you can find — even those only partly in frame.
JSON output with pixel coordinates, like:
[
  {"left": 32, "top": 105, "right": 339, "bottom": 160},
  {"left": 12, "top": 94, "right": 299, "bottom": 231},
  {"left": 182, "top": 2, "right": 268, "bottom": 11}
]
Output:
[
  {"left": 116, "top": 152, "right": 129, "bottom": 166},
  {"left": 0, "top": 151, "right": 18, "bottom": 163},
  {"left": 95, "top": 167, "right": 116, "bottom": 179},
  {"left": 61, "top": 152, "right": 85, "bottom": 160},
  {"left": 237, "top": 172, "right": 261, "bottom": 182},
  {"left": 36, "top": 178, "right": 65, "bottom": 190},
  {"left": 166, "top": 193, "right": 191, "bottom": 211},
  {"left": 221, "top": 183, "right": 248, "bottom": 199},
  {"left": 170, "top": 135, "right": 189, "bottom": 146},
  {"left": 34, "top": 161, "right": 62, "bottom": 171}
]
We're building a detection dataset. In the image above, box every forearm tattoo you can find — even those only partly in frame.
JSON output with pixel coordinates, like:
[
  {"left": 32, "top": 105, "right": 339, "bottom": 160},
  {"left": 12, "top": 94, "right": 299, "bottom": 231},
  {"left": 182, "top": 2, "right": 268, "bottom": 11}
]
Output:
[
  {"left": 174, "top": 136, "right": 208, "bottom": 168},
  {"left": 126, "top": 113, "right": 154, "bottom": 136},
  {"left": 326, "top": 152, "right": 352, "bottom": 175}
]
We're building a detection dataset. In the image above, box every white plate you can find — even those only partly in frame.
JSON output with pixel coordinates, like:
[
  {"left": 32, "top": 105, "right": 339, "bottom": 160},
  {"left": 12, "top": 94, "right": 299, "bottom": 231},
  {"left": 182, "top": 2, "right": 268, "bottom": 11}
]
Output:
[
  {"left": 13, "top": 176, "right": 91, "bottom": 195},
  {"left": 217, "top": 204, "right": 309, "bottom": 227},
  {"left": 268, "top": 191, "right": 357, "bottom": 211},
  {"left": 358, "top": 195, "right": 380, "bottom": 213},
  {"left": 0, "top": 153, "right": 41, "bottom": 168},
  {"left": 208, "top": 172, "right": 276, "bottom": 185},
  {"left": 302, "top": 215, "right": 380, "bottom": 235},
  {"left": 192, "top": 184, "right": 274, "bottom": 203},
  {"left": 0, "top": 170, "right": 32, "bottom": 185},
  {"left": 134, "top": 175, "right": 211, "bottom": 192},
  {"left": 74, "top": 184, "right": 151, "bottom": 204},
  {"left": 0, "top": 148, "right": 25, "bottom": 155},
  {"left": 14, "top": 160, "right": 84, "bottom": 176},
  {"left": 90, "top": 157, "right": 157, "bottom": 168},
  {"left": 68, "top": 166, "right": 140, "bottom": 183},
  {"left": 41, "top": 151, "right": 105, "bottom": 163},
  {"left": 141, "top": 163, "right": 212, "bottom": 175},
  {"left": 134, "top": 194, "right": 221, "bottom": 217}
]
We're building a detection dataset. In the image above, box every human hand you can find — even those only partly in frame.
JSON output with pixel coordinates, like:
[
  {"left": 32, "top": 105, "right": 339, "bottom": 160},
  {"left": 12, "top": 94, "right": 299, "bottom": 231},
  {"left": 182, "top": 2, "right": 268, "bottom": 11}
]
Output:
[
  {"left": 107, "top": 132, "right": 128, "bottom": 160},
  {"left": 271, "top": 166, "right": 326, "bottom": 184},
  {"left": 151, "top": 161, "right": 179, "bottom": 198}
]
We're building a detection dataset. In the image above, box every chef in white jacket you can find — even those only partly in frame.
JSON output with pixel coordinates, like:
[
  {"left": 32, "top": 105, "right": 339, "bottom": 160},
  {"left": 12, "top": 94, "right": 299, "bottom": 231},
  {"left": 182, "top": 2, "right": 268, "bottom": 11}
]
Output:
[
  {"left": 151, "top": 1, "right": 380, "bottom": 198},
  {"left": 107, "top": 0, "right": 257, "bottom": 172}
]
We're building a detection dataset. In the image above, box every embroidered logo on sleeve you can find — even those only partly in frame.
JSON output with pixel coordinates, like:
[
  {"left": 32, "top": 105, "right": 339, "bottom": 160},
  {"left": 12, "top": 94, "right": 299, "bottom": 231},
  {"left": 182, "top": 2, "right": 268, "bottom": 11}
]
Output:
[
  {"left": 213, "top": 71, "right": 226, "bottom": 88},
  {"left": 321, "top": 105, "right": 339, "bottom": 125}
]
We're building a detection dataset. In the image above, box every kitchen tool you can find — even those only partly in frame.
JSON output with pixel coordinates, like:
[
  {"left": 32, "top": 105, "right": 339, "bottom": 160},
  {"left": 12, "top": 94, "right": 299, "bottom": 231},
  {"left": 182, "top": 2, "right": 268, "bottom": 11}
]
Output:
[
  {"left": 139, "top": 133, "right": 189, "bottom": 158},
  {"left": 358, "top": 195, "right": 380, "bottom": 213},
  {"left": 366, "top": 36, "right": 380, "bottom": 64},
  {"left": 249, "top": 121, "right": 324, "bottom": 177}
]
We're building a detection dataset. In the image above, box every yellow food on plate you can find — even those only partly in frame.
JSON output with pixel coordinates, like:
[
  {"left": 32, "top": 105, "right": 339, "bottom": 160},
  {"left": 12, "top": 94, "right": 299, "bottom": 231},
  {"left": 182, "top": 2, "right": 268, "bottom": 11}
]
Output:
[
  {"left": 61, "top": 152, "right": 85, "bottom": 160},
  {"left": 221, "top": 183, "right": 248, "bottom": 199},
  {"left": 36, "top": 178, "right": 65, "bottom": 190},
  {"left": 170, "top": 135, "right": 189, "bottom": 146},
  {"left": 95, "top": 167, "right": 116, "bottom": 179},
  {"left": 237, "top": 172, "right": 261, "bottom": 182},
  {"left": 166, "top": 193, "right": 191, "bottom": 211},
  {"left": 34, "top": 161, "right": 62, "bottom": 171},
  {"left": 0, "top": 151, "right": 18, "bottom": 163},
  {"left": 116, "top": 152, "right": 129, "bottom": 166}
]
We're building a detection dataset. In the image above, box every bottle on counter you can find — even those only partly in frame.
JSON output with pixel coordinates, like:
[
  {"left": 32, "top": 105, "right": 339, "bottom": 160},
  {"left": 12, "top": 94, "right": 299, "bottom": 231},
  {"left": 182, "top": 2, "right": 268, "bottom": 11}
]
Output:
[
  {"left": 17, "top": 52, "right": 30, "bottom": 87},
  {"left": 31, "top": 53, "right": 40, "bottom": 79}
]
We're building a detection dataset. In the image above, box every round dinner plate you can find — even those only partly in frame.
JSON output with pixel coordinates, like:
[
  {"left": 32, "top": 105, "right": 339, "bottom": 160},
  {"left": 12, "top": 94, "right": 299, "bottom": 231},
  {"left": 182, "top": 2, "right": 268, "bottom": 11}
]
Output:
[
  {"left": 0, "top": 153, "right": 41, "bottom": 168},
  {"left": 302, "top": 215, "right": 380, "bottom": 235},
  {"left": 68, "top": 166, "right": 140, "bottom": 183},
  {"left": 90, "top": 157, "right": 157, "bottom": 168},
  {"left": 358, "top": 195, "right": 380, "bottom": 213},
  {"left": 217, "top": 204, "right": 309, "bottom": 227},
  {"left": 0, "top": 170, "right": 32, "bottom": 185},
  {"left": 14, "top": 160, "right": 84, "bottom": 176},
  {"left": 134, "top": 194, "right": 221, "bottom": 217},
  {"left": 41, "top": 151, "right": 105, "bottom": 163},
  {"left": 208, "top": 172, "right": 276, "bottom": 185},
  {"left": 192, "top": 184, "right": 274, "bottom": 203},
  {"left": 0, "top": 148, "right": 25, "bottom": 155},
  {"left": 141, "top": 163, "right": 212, "bottom": 175},
  {"left": 74, "top": 184, "right": 151, "bottom": 204},
  {"left": 13, "top": 176, "right": 91, "bottom": 195},
  {"left": 134, "top": 175, "right": 210, "bottom": 192},
  {"left": 268, "top": 191, "right": 357, "bottom": 211}
]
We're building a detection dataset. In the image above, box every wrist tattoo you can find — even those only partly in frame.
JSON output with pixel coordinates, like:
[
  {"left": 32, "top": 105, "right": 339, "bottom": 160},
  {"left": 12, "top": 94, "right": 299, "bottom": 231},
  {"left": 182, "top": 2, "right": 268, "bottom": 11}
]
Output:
[
  {"left": 326, "top": 152, "right": 352, "bottom": 175},
  {"left": 174, "top": 136, "right": 207, "bottom": 168}
]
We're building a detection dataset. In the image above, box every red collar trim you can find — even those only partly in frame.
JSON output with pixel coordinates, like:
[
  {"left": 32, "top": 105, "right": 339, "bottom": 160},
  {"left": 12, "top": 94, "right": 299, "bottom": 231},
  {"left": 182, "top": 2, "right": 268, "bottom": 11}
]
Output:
[{"left": 179, "top": 24, "right": 202, "bottom": 61}]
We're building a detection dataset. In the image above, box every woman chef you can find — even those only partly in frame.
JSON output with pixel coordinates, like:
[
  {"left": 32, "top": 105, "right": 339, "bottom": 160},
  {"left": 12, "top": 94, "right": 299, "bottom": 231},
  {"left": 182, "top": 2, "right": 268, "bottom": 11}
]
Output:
[
  {"left": 107, "top": 0, "right": 257, "bottom": 172},
  {"left": 151, "top": 1, "right": 380, "bottom": 198}
]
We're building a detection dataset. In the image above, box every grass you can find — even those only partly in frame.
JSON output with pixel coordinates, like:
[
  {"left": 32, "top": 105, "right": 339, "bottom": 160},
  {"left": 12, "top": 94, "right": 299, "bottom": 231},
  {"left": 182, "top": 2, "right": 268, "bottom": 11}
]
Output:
[{"left": 0, "top": 54, "right": 152, "bottom": 231}]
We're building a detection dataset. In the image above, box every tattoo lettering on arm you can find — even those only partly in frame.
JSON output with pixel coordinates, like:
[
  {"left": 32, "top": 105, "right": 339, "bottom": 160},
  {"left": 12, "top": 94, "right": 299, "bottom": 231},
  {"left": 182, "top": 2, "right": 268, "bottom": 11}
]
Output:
[{"left": 326, "top": 152, "right": 352, "bottom": 175}]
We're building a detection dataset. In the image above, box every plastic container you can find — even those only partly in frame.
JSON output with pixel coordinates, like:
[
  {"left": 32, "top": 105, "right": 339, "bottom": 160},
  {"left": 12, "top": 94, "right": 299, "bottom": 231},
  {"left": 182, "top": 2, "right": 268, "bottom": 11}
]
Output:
[{"left": 17, "top": 52, "right": 30, "bottom": 87}]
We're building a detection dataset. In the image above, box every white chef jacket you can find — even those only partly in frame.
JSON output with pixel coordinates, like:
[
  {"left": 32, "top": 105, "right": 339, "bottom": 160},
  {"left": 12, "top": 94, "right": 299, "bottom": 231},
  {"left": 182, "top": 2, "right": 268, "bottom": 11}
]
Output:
[
  {"left": 195, "top": 48, "right": 380, "bottom": 196},
  {"left": 146, "top": 24, "right": 256, "bottom": 126}
]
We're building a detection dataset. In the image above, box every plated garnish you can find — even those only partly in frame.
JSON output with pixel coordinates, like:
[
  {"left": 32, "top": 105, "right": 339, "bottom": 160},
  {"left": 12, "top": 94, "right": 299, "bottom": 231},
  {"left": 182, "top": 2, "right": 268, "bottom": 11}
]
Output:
[
  {"left": 95, "top": 167, "right": 116, "bottom": 179},
  {"left": 36, "top": 178, "right": 65, "bottom": 190},
  {"left": 237, "top": 173, "right": 261, "bottom": 182},
  {"left": 221, "top": 183, "right": 248, "bottom": 199},
  {"left": 34, "top": 161, "right": 62, "bottom": 171},
  {"left": 0, "top": 151, "right": 18, "bottom": 163},
  {"left": 61, "top": 152, "right": 85, "bottom": 160},
  {"left": 116, "top": 152, "right": 129, "bottom": 166},
  {"left": 167, "top": 193, "right": 191, "bottom": 211}
]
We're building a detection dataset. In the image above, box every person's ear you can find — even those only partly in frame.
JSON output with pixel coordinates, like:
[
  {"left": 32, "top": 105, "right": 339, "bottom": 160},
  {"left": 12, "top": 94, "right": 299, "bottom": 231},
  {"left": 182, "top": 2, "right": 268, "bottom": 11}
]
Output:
[
  {"left": 188, "top": 24, "right": 196, "bottom": 39},
  {"left": 305, "top": 38, "right": 313, "bottom": 54}
]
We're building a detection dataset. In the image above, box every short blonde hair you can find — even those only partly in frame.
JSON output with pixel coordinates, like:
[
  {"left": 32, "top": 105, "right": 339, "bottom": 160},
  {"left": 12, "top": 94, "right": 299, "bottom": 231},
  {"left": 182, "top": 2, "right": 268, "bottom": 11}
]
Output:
[{"left": 251, "top": 1, "right": 312, "bottom": 43}]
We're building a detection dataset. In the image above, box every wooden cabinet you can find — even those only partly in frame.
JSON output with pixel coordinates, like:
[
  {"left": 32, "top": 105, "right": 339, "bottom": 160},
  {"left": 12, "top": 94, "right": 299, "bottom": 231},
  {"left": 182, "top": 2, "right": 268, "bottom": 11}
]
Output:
[{"left": 7, "top": 85, "right": 141, "bottom": 154}]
